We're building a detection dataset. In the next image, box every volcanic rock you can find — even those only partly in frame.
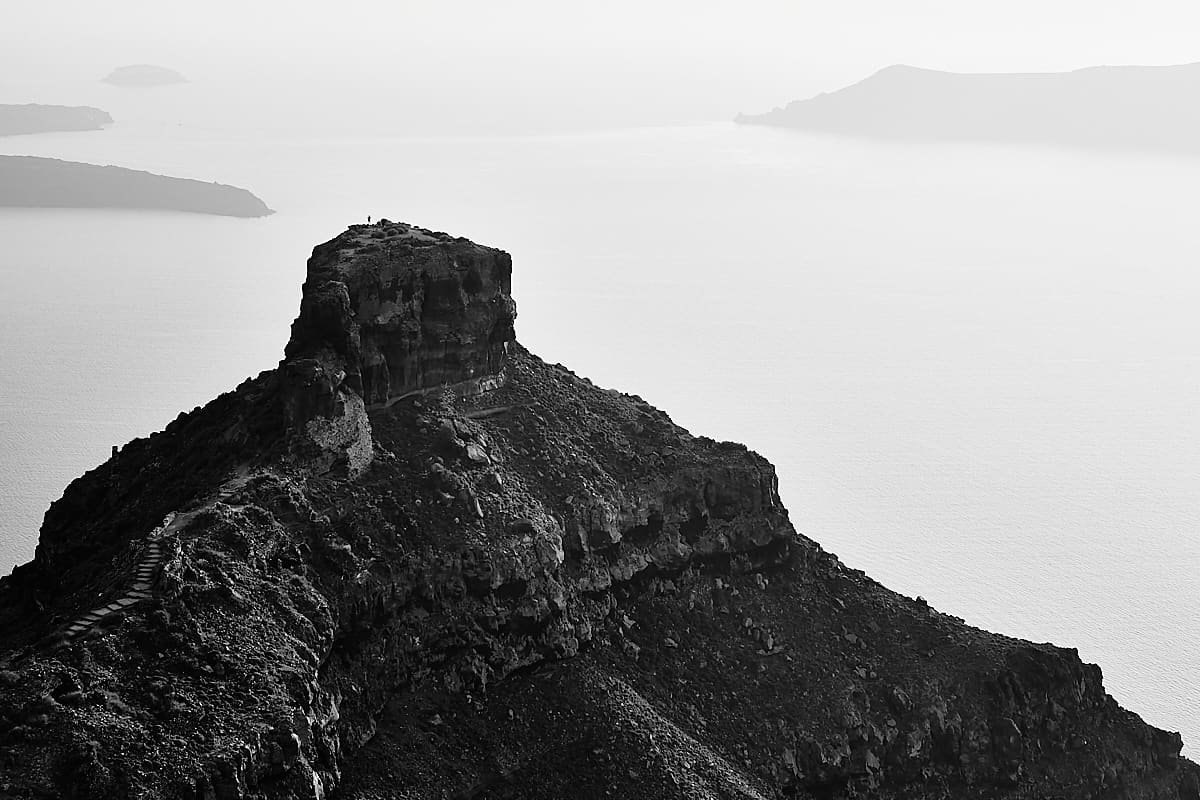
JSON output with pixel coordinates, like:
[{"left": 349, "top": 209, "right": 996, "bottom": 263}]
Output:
[{"left": 0, "top": 220, "right": 1194, "bottom": 799}]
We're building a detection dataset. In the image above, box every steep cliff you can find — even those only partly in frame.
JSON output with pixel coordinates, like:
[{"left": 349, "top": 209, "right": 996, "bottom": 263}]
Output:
[{"left": 0, "top": 221, "right": 1195, "bottom": 800}]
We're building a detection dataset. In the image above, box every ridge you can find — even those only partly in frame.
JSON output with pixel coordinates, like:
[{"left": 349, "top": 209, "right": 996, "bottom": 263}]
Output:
[{"left": 0, "top": 222, "right": 1194, "bottom": 799}]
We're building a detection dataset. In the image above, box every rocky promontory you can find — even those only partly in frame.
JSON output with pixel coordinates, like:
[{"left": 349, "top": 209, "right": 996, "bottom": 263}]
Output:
[
  {"left": 0, "top": 221, "right": 1194, "bottom": 799},
  {"left": 737, "top": 62, "right": 1200, "bottom": 154},
  {"left": 0, "top": 104, "right": 112, "bottom": 137},
  {"left": 0, "top": 156, "right": 272, "bottom": 217}
]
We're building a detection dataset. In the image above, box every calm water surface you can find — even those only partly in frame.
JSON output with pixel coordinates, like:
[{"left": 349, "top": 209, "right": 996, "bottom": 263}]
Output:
[{"left": 1, "top": 86, "right": 1197, "bottom": 754}]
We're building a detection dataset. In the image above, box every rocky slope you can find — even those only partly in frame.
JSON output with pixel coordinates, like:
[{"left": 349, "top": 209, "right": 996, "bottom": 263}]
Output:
[
  {"left": 736, "top": 62, "right": 1200, "bottom": 154},
  {"left": 0, "top": 104, "right": 112, "bottom": 137},
  {"left": 0, "top": 221, "right": 1195, "bottom": 799},
  {"left": 0, "top": 156, "right": 272, "bottom": 217}
]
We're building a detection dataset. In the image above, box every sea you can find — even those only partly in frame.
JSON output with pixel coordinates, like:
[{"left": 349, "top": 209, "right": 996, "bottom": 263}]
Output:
[{"left": 1, "top": 79, "right": 1197, "bottom": 756}]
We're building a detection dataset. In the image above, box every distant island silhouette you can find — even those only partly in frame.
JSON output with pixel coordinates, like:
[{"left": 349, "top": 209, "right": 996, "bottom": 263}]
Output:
[
  {"left": 0, "top": 156, "right": 272, "bottom": 217},
  {"left": 737, "top": 62, "right": 1200, "bottom": 154},
  {"left": 102, "top": 64, "right": 187, "bottom": 87},
  {"left": 0, "top": 104, "right": 112, "bottom": 136}
]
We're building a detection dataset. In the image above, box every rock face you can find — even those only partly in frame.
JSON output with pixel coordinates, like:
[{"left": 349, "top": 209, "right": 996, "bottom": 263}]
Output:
[
  {"left": 0, "top": 104, "right": 112, "bottom": 137},
  {"left": 281, "top": 223, "right": 516, "bottom": 474},
  {"left": 736, "top": 61, "right": 1200, "bottom": 155},
  {"left": 0, "top": 156, "right": 273, "bottom": 217},
  {"left": 0, "top": 221, "right": 1195, "bottom": 799},
  {"left": 102, "top": 64, "right": 187, "bottom": 87}
]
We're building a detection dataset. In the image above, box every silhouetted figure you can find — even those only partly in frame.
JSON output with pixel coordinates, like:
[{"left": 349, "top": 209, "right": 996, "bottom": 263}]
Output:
[{"left": 367, "top": 215, "right": 372, "bottom": 224}]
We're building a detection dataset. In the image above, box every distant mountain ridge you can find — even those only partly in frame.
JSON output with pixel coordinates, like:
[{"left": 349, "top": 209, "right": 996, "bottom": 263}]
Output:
[
  {"left": 737, "top": 62, "right": 1200, "bottom": 154},
  {"left": 0, "top": 104, "right": 112, "bottom": 136},
  {"left": 0, "top": 156, "right": 272, "bottom": 217},
  {"left": 102, "top": 64, "right": 187, "bottom": 87}
]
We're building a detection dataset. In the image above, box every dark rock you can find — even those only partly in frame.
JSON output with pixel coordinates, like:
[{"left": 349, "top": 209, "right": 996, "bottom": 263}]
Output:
[
  {"left": 885, "top": 685, "right": 912, "bottom": 716},
  {"left": 506, "top": 518, "right": 536, "bottom": 536},
  {"left": 284, "top": 222, "right": 516, "bottom": 409},
  {"left": 0, "top": 220, "right": 1193, "bottom": 800}
]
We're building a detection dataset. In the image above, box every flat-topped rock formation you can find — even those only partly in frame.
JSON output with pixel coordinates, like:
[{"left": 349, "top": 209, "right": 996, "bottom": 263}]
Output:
[
  {"left": 289, "top": 222, "right": 516, "bottom": 406},
  {"left": 102, "top": 64, "right": 187, "bottom": 87},
  {"left": 0, "top": 104, "right": 112, "bottom": 136},
  {"left": 737, "top": 62, "right": 1200, "bottom": 154},
  {"left": 0, "top": 156, "right": 272, "bottom": 217},
  {"left": 282, "top": 221, "right": 517, "bottom": 474},
  {"left": 0, "top": 221, "right": 1194, "bottom": 799}
]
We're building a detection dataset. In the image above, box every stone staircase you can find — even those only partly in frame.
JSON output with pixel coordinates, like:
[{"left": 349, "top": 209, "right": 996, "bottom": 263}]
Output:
[
  {"left": 59, "top": 470, "right": 251, "bottom": 642},
  {"left": 63, "top": 538, "right": 163, "bottom": 640}
]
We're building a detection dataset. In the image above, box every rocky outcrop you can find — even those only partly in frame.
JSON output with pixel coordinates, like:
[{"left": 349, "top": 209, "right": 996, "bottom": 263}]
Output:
[
  {"left": 0, "top": 221, "right": 1194, "bottom": 800},
  {"left": 0, "top": 104, "right": 112, "bottom": 137},
  {"left": 285, "top": 221, "right": 516, "bottom": 407},
  {"left": 281, "top": 222, "right": 516, "bottom": 473}
]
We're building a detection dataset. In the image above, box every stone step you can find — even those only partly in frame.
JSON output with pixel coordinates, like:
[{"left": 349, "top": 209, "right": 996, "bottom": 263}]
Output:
[
  {"left": 115, "top": 597, "right": 139, "bottom": 607},
  {"left": 131, "top": 581, "right": 152, "bottom": 591},
  {"left": 127, "top": 590, "right": 152, "bottom": 599},
  {"left": 103, "top": 603, "right": 124, "bottom": 612}
]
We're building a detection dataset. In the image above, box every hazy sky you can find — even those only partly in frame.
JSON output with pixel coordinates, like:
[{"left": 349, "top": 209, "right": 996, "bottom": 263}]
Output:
[{"left": 5, "top": 1, "right": 1200, "bottom": 128}]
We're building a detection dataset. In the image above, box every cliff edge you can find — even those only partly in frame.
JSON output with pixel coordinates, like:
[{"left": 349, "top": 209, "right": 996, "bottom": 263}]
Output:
[{"left": 0, "top": 221, "right": 1194, "bottom": 799}]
